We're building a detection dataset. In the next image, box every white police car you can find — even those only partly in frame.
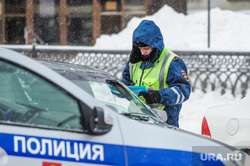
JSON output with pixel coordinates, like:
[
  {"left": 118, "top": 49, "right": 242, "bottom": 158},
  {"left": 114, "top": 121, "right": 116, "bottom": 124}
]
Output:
[{"left": 0, "top": 47, "right": 250, "bottom": 166}]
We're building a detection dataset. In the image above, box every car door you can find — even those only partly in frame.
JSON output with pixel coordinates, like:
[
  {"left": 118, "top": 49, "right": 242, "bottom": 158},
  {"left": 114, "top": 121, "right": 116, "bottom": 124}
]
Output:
[{"left": 0, "top": 54, "right": 126, "bottom": 166}]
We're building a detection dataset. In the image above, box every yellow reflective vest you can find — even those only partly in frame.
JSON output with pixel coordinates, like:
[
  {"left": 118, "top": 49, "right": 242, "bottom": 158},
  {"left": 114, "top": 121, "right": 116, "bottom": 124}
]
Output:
[{"left": 129, "top": 47, "right": 179, "bottom": 109}]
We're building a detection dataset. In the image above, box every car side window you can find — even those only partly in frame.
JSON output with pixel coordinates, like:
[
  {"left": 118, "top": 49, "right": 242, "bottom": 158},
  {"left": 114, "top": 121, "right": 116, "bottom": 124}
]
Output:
[{"left": 0, "top": 60, "right": 83, "bottom": 131}]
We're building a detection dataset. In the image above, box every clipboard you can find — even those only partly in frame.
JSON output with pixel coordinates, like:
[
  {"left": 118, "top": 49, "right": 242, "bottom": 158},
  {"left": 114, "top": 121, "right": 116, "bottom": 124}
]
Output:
[{"left": 128, "top": 86, "right": 148, "bottom": 95}]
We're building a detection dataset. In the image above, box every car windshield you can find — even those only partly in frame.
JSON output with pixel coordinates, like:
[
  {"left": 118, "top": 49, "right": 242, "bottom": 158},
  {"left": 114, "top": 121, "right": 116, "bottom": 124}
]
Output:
[
  {"left": 50, "top": 66, "right": 160, "bottom": 121},
  {"left": 74, "top": 79, "right": 155, "bottom": 115}
]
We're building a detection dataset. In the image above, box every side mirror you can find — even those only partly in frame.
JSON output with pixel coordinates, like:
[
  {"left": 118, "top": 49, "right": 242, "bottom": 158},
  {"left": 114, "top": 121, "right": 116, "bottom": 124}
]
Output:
[
  {"left": 88, "top": 107, "right": 113, "bottom": 135},
  {"left": 152, "top": 108, "right": 168, "bottom": 122}
]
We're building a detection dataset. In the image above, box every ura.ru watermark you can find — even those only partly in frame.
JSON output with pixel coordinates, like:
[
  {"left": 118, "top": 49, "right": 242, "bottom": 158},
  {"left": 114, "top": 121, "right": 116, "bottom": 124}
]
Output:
[{"left": 200, "top": 152, "right": 242, "bottom": 161}]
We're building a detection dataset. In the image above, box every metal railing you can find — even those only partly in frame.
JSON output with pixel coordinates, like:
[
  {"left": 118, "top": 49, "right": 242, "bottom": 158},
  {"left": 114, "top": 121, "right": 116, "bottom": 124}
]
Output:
[{"left": 4, "top": 46, "right": 250, "bottom": 98}]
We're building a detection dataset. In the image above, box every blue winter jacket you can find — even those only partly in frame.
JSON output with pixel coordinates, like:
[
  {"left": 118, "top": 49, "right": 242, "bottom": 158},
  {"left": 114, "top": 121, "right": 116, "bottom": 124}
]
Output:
[{"left": 121, "top": 20, "right": 191, "bottom": 127}]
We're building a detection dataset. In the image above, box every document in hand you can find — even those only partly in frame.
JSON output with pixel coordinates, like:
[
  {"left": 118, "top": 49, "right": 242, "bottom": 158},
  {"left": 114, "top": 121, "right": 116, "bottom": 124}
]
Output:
[{"left": 127, "top": 86, "right": 148, "bottom": 95}]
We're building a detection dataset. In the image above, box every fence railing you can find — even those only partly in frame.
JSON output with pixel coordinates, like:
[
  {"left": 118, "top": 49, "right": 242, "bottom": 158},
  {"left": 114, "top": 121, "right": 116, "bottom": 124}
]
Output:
[{"left": 4, "top": 45, "right": 250, "bottom": 98}]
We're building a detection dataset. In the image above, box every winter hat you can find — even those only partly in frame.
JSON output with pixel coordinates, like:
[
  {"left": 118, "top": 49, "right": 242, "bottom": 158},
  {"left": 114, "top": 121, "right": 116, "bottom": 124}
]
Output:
[{"left": 134, "top": 41, "right": 149, "bottom": 47}]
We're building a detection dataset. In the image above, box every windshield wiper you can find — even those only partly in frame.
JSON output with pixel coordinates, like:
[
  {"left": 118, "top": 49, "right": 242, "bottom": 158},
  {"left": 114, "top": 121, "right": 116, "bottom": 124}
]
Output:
[{"left": 121, "top": 113, "right": 150, "bottom": 121}]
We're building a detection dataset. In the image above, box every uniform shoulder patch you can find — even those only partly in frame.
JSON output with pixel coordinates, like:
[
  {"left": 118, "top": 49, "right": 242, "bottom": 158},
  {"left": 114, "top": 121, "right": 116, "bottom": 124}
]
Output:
[
  {"left": 172, "top": 57, "right": 179, "bottom": 61},
  {"left": 181, "top": 70, "right": 189, "bottom": 81}
]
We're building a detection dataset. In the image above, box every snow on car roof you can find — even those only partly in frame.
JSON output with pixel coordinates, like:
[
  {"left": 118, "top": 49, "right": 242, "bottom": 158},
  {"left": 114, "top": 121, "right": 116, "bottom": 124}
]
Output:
[{"left": 37, "top": 60, "right": 116, "bottom": 82}]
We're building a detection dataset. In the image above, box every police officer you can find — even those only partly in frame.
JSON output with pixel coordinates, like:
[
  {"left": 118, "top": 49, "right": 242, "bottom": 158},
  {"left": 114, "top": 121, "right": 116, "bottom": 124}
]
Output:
[{"left": 121, "top": 20, "right": 191, "bottom": 127}]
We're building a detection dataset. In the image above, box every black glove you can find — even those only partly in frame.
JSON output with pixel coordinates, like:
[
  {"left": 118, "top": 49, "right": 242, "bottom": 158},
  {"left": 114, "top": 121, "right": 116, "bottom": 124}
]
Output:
[
  {"left": 129, "top": 45, "right": 142, "bottom": 64},
  {"left": 138, "top": 90, "right": 161, "bottom": 104}
]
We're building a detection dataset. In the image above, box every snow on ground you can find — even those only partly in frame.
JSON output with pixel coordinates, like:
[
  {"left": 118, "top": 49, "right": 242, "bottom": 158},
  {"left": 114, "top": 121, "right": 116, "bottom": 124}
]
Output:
[{"left": 94, "top": 5, "right": 250, "bottom": 134}]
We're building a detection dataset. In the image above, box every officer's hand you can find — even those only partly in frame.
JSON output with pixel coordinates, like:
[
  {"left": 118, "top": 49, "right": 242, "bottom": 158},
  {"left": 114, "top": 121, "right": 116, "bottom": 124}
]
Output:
[
  {"left": 138, "top": 90, "right": 161, "bottom": 104},
  {"left": 129, "top": 45, "right": 142, "bottom": 64}
]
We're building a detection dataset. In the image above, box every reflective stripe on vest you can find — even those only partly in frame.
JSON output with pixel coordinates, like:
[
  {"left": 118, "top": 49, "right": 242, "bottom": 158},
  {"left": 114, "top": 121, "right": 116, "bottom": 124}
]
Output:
[{"left": 159, "top": 52, "right": 171, "bottom": 90}]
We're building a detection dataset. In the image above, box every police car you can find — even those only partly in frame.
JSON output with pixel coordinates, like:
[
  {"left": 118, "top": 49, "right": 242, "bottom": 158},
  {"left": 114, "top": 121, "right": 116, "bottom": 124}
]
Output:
[{"left": 0, "top": 47, "right": 249, "bottom": 166}]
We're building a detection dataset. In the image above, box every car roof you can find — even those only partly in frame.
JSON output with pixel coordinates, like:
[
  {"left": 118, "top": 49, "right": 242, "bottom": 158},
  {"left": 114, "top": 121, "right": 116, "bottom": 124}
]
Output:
[{"left": 37, "top": 60, "right": 116, "bottom": 82}]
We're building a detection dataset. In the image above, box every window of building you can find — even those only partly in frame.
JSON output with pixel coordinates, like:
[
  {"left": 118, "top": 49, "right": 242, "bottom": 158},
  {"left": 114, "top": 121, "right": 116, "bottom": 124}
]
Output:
[
  {"left": 5, "top": 0, "right": 26, "bottom": 14},
  {"left": 2, "top": 0, "right": 26, "bottom": 44},
  {"left": 66, "top": 0, "right": 93, "bottom": 46},
  {"left": 5, "top": 17, "right": 26, "bottom": 44},
  {"left": 34, "top": 0, "right": 60, "bottom": 45},
  {"left": 0, "top": 1, "right": 3, "bottom": 44},
  {"left": 98, "top": 0, "right": 147, "bottom": 35}
]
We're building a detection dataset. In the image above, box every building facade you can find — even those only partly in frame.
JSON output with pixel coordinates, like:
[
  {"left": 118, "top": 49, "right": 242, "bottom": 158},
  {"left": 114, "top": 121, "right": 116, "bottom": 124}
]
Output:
[
  {"left": 0, "top": 0, "right": 186, "bottom": 46},
  {"left": 188, "top": 0, "right": 250, "bottom": 11}
]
